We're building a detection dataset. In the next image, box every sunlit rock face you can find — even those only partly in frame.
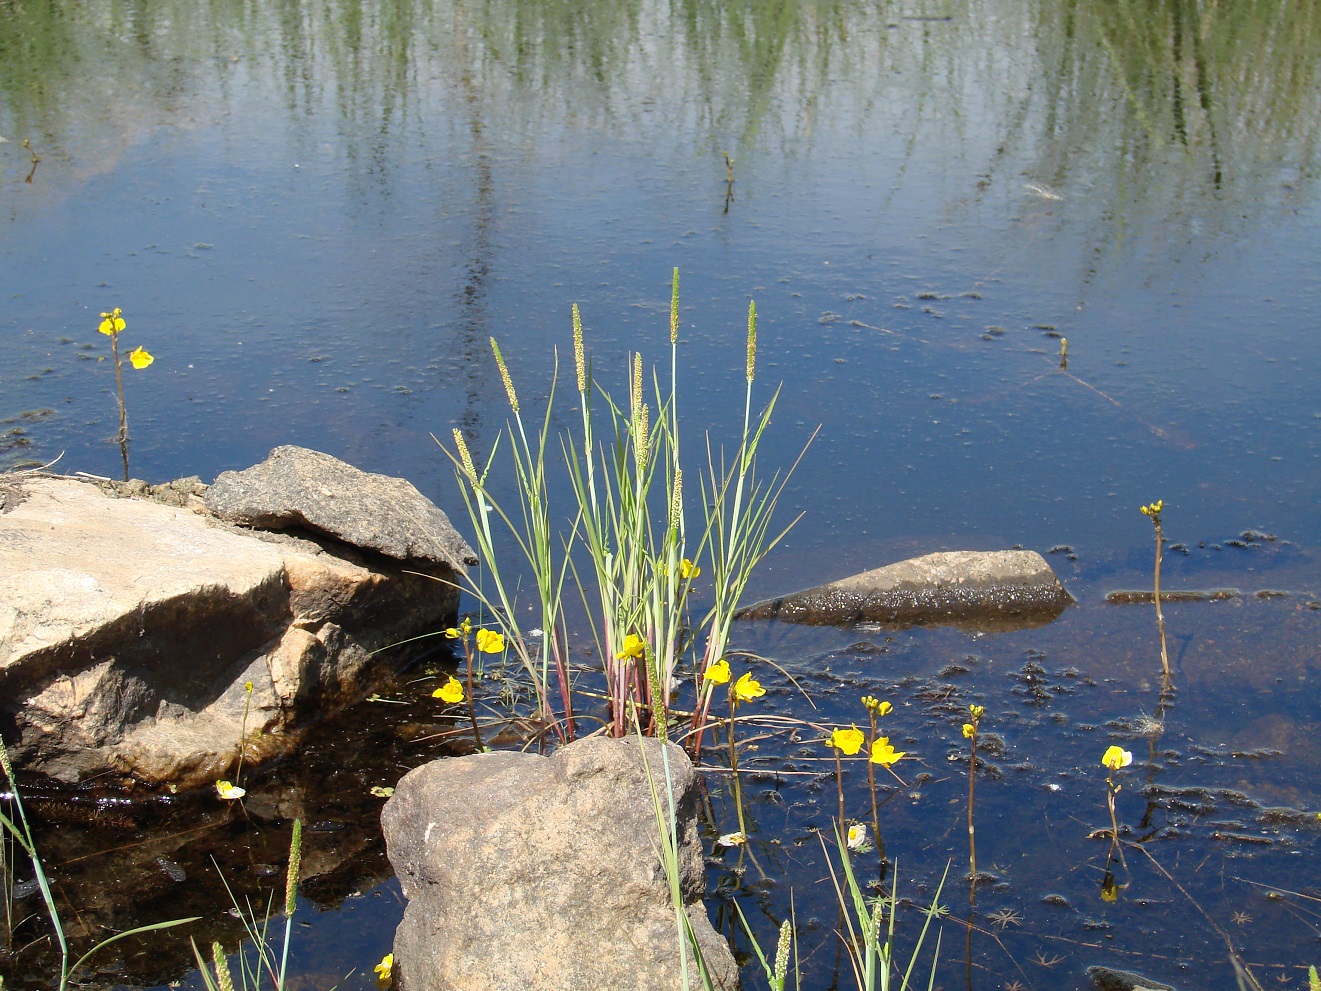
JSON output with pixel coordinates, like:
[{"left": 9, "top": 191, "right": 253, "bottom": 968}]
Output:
[
  {"left": 0, "top": 451, "right": 471, "bottom": 790},
  {"left": 382, "top": 736, "right": 741, "bottom": 991}
]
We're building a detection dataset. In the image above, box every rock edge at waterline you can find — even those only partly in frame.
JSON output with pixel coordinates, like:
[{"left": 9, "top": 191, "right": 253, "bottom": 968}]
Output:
[
  {"left": 0, "top": 450, "right": 473, "bottom": 789},
  {"left": 737, "top": 549, "right": 1073, "bottom": 629}
]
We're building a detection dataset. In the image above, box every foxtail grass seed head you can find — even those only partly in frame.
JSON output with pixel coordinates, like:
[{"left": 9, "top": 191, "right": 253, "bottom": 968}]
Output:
[
  {"left": 773, "top": 919, "right": 792, "bottom": 990},
  {"left": 669, "top": 469, "right": 683, "bottom": 529},
  {"left": 631, "top": 352, "right": 643, "bottom": 420},
  {"left": 573, "top": 303, "right": 586, "bottom": 394},
  {"left": 490, "top": 338, "right": 519, "bottom": 413},
  {"left": 746, "top": 300, "right": 757, "bottom": 382},
  {"left": 0, "top": 737, "right": 12, "bottom": 781},
  {"left": 285, "top": 819, "right": 302, "bottom": 916},
  {"left": 453, "top": 428, "right": 478, "bottom": 485},
  {"left": 212, "top": 942, "right": 236, "bottom": 991},
  {"left": 635, "top": 403, "right": 650, "bottom": 474},
  {"left": 670, "top": 268, "right": 680, "bottom": 345}
]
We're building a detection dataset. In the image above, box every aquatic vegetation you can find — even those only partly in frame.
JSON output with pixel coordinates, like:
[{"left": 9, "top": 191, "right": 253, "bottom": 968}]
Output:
[
  {"left": 192, "top": 820, "right": 303, "bottom": 991},
  {"left": 1140, "top": 500, "right": 1172, "bottom": 678},
  {"left": 444, "top": 272, "right": 804, "bottom": 748},
  {"left": 722, "top": 665, "right": 765, "bottom": 840},
  {"left": 96, "top": 307, "right": 154, "bottom": 446},
  {"left": 1101, "top": 744, "right": 1133, "bottom": 867},
  {"left": 963, "top": 703, "right": 984, "bottom": 886},
  {"left": 0, "top": 739, "right": 197, "bottom": 991}
]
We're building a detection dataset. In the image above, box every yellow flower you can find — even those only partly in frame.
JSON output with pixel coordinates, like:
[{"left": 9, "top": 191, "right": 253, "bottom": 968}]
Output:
[
  {"left": 1102, "top": 745, "right": 1133, "bottom": 771},
  {"left": 215, "top": 780, "right": 246, "bottom": 800},
  {"left": 1140, "top": 500, "right": 1164, "bottom": 517},
  {"left": 432, "top": 676, "right": 464, "bottom": 704},
  {"left": 969, "top": 704, "right": 985, "bottom": 719},
  {"left": 475, "top": 628, "right": 505, "bottom": 654},
  {"left": 732, "top": 671, "right": 765, "bottom": 704},
  {"left": 704, "top": 659, "right": 731, "bottom": 684},
  {"left": 374, "top": 953, "right": 394, "bottom": 984},
  {"left": 128, "top": 346, "right": 154, "bottom": 369},
  {"left": 97, "top": 308, "right": 125, "bottom": 336},
  {"left": 615, "top": 633, "right": 646, "bottom": 660},
  {"left": 445, "top": 617, "right": 473, "bottom": 639},
  {"left": 829, "top": 725, "right": 865, "bottom": 755},
  {"left": 847, "top": 823, "right": 869, "bottom": 850},
  {"left": 962, "top": 723, "right": 975, "bottom": 739},
  {"left": 680, "top": 558, "right": 701, "bottom": 579},
  {"left": 862, "top": 695, "right": 892, "bottom": 716},
  {"left": 870, "top": 737, "right": 905, "bottom": 766}
]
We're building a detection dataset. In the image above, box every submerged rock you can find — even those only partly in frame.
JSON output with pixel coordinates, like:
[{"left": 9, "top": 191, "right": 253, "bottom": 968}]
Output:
[
  {"left": 0, "top": 458, "right": 473, "bottom": 790},
  {"left": 737, "top": 549, "right": 1072, "bottom": 629},
  {"left": 1087, "top": 965, "right": 1175, "bottom": 991},
  {"left": 382, "top": 736, "right": 740, "bottom": 991}
]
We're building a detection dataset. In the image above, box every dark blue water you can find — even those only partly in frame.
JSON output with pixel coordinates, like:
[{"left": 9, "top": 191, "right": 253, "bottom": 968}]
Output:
[{"left": 3, "top": 2, "right": 1319, "bottom": 989}]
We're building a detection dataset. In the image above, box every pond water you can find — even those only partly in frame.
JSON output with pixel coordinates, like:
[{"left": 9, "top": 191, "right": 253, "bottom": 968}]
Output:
[{"left": 2, "top": 0, "right": 1320, "bottom": 988}]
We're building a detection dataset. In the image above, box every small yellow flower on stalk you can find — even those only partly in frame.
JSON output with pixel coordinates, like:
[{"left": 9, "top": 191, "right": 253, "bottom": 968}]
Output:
[
  {"left": 704, "top": 658, "right": 731, "bottom": 684},
  {"left": 128, "top": 346, "right": 154, "bottom": 369},
  {"left": 829, "top": 725, "right": 865, "bottom": 756},
  {"left": 969, "top": 704, "right": 985, "bottom": 719},
  {"left": 1140, "top": 500, "right": 1164, "bottom": 518},
  {"left": 962, "top": 723, "right": 975, "bottom": 738},
  {"left": 215, "top": 780, "right": 246, "bottom": 800},
  {"left": 616, "top": 633, "right": 646, "bottom": 660},
  {"left": 862, "top": 695, "right": 892, "bottom": 716},
  {"left": 432, "top": 676, "right": 465, "bottom": 703},
  {"left": 475, "top": 628, "right": 505, "bottom": 654},
  {"left": 98, "top": 308, "right": 126, "bottom": 335},
  {"left": 444, "top": 617, "right": 472, "bottom": 639},
  {"left": 1102, "top": 745, "right": 1133, "bottom": 770},
  {"left": 732, "top": 671, "right": 765, "bottom": 704},
  {"left": 870, "top": 738, "right": 905, "bottom": 767},
  {"left": 680, "top": 558, "right": 701, "bottom": 580},
  {"left": 374, "top": 952, "right": 394, "bottom": 985}
]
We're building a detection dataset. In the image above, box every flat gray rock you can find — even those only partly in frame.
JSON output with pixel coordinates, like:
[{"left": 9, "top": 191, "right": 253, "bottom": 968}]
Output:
[
  {"left": 737, "top": 549, "right": 1072, "bottom": 629},
  {"left": 1087, "top": 965, "right": 1176, "bottom": 991},
  {"left": 205, "top": 446, "right": 475, "bottom": 571}
]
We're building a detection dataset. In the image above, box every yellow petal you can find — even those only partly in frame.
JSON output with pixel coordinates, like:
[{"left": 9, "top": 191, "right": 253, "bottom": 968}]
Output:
[
  {"left": 215, "top": 780, "right": 246, "bottom": 800},
  {"left": 615, "top": 633, "right": 645, "bottom": 660},
  {"left": 475, "top": 629, "right": 505, "bottom": 654},
  {"left": 830, "top": 726, "right": 865, "bottom": 755},
  {"left": 703, "top": 659, "right": 731, "bottom": 684},
  {"left": 733, "top": 671, "right": 765, "bottom": 703},
  {"left": 128, "top": 346, "right": 154, "bottom": 369},
  {"left": 432, "top": 676, "right": 465, "bottom": 703}
]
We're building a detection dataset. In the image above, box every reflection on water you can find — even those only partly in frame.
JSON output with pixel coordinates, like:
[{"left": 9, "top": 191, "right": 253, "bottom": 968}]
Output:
[{"left": 2, "top": 1, "right": 1320, "bottom": 989}]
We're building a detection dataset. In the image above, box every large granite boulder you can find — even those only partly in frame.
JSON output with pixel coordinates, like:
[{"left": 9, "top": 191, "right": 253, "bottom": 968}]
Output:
[
  {"left": 0, "top": 460, "right": 473, "bottom": 789},
  {"left": 737, "top": 549, "right": 1072, "bottom": 629},
  {"left": 381, "top": 736, "right": 740, "bottom": 991},
  {"left": 205, "top": 445, "right": 476, "bottom": 570}
]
